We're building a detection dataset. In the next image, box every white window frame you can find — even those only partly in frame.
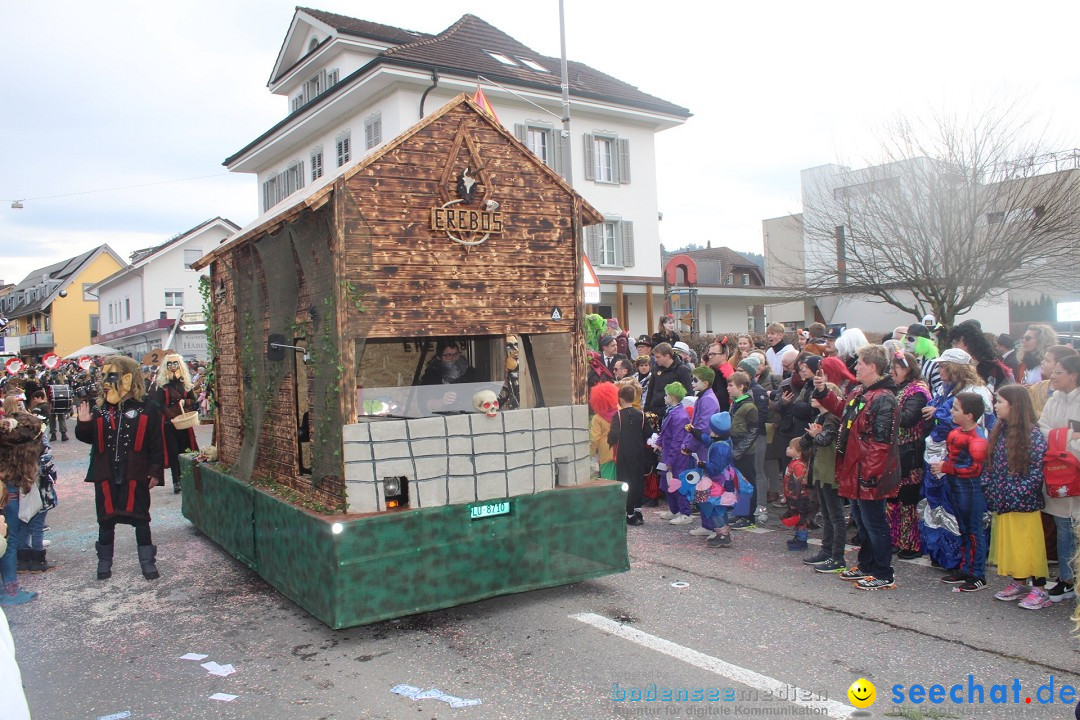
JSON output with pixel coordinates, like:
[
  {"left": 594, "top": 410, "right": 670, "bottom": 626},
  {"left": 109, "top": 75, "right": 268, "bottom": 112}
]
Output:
[
  {"left": 485, "top": 50, "right": 518, "bottom": 66},
  {"left": 594, "top": 136, "right": 615, "bottom": 183},
  {"left": 516, "top": 57, "right": 548, "bottom": 72},
  {"left": 164, "top": 291, "right": 184, "bottom": 307},
  {"left": 183, "top": 249, "right": 202, "bottom": 270},
  {"left": 336, "top": 131, "right": 351, "bottom": 167},
  {"left": 583, "top": 132, "right": 631, "bottom": 184},
  {"left": 599, "top": 222, "right": 618, "bottom": 266},
  {"left": 585, "top": 217, "right": 635, "bottom": 270},
  {"left": 364, "top": 112, "right": 382, "bottom": 150},
  {"left": 261, "top": 160, "right": 306, "bottom": 212},
  {"left": 527, "top": 126, "right": 551, "bottom": 165}
]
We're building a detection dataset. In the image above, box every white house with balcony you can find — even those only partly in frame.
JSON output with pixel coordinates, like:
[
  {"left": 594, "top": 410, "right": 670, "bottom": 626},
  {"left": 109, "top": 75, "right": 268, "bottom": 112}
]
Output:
[
  {"left": 224, "top": 7, "right": 690, "bottom": 336},
  {"left": 91, "top": 217, "right": 238, "bottom": 361}
]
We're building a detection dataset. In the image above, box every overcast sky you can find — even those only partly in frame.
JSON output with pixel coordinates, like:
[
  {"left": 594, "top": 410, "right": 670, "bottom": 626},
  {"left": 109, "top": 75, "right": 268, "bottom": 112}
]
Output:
[{"left": 3, "top": 0, "right": 1079, "bottom": 285}]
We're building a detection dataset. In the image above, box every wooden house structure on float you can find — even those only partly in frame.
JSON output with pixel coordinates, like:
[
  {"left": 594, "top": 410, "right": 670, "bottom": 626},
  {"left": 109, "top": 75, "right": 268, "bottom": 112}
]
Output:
[{"left": 184, "top": 94, "right": 629, "bottom": 628}]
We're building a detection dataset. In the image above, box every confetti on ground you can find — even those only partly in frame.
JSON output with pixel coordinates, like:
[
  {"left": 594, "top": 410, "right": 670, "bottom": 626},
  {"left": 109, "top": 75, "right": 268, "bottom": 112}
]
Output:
[
  {"left": 201, "top": 661, "right": 236, "bottom": 676},
  {"left": 179, "top": 653, "right": 208, "bottom": 661},
  {"left": 670, "top": 581, "right": 690, "bottom": 588},
  {"left": 98, "top": 712, "right": 132, "bottom": 720},
  {"left": 391, "top": 684, "right": 483, "bottom": 708},
  {"left": 209, "top": 693, "right": 238, "bottom": 702}
]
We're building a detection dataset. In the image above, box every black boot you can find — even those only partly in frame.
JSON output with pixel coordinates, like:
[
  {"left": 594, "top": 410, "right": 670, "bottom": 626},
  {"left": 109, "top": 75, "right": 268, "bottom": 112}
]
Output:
[
  {"left": 95, "top": 542, "right": 113, "bottom": 580},
  {"left": 61, "top": 433, "right": 69, "bottom": 441},
  {"left": 27, "top": 549, "right": 56, "bottom": 572},
  {"left": 49, "top": 432, "right": 57, "bottom": 441},
  {"left": 16, "top": 548, "right": 31, "bottom": 572},
  {"left": 173, "top": 483, "right": 182, "bottom": 494},
  {"left": 137, "top": 544, "right": 160, "bottom": 580}
]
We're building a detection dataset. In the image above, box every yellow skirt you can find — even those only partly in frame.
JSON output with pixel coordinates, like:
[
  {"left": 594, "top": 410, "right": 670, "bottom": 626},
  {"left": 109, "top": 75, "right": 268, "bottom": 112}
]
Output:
[{"left": 989, "top": 512, "right": 1049, "bottom": 579}]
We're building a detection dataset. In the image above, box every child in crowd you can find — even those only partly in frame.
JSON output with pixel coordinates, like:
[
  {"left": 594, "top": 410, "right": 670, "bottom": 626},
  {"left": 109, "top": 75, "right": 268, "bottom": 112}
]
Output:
[
  {"left": 801, "top": 383, "right": 846, "bottom": 572},
  {"left": 656, "top": 383, "right": 694, "bottom": 525},
  {"left": 930, "top": 392, "right": 989, "bottom": 592},
  {"left": 983, "top": 386, "right": 1051, "bottom": 609},
  {"left": 700, "top": 412, "right": 738, "bottom": 548},
  {"left": 609, "top": 384, "right": 650, "bottom": 526},
  {"left": 726, "top": 371, "right": 760, "bottom": 529},
  {"left": 588, "top": 383, "right": 619, "bottom": 480},
  {"left": 782, "top": 437, "right": 811, "bottom": 550}
]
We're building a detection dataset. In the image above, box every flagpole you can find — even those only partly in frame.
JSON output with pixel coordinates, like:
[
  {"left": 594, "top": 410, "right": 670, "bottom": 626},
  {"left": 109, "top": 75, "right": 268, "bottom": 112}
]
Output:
[{"left": 559, "top": 0, "right": 573, "bottom": 187}]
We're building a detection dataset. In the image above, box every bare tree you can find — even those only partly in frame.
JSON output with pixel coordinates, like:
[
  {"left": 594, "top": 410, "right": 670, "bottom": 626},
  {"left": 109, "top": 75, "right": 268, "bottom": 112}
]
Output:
[{"left": 789, "top": 107, "right": 1080, "bottom": 328}]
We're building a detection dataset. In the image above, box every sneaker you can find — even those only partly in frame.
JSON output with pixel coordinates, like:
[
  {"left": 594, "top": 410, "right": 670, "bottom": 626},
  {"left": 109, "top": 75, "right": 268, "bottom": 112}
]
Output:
[
  {"left": 856, "top": 576, "right": 896, "bottom": 590},
  {"left": 940, "top": 571, "right": 968, "bottom": 584},
  {"left": 957, "top": 577, "right": 987, "bottom": 592},
  {"left": 0, "top": 589, "right": 39, "bottom": 606},
  {"left": 815, "top": 558, "right": 847, "bottom": 573},
  {"left": 839, "top": 566, "right": 869, "bottom": 581},
  {"left": 689, "top": 525, "right": 713, "bottom": 536},
  {"left": 1018, "top": 587, "right": 1052, "bottom": 610},
  {"left": 771, "top": 496, "right": 787, "bottom": 508},
  {"left": 897, "top": 549, "right": 922, "bottom": 560},
  {"left": 706, "top": 533, "right": 732, "bottom": 548},
  {"left": 729, "top": 518, "right": 756, "bottom": 530},
  {"left": 786, "top": 538, "right": 809, "bottom": 551},
  {"left": 994, "top": 580, "right": 1029, "bottom": 601},
  {"left": 657, "top": 510, "right": 676, "bottom": 520},
  {"left": 669, "top": 514, "right": 693, "bottom": 526},
  {"left": 626, "top": 512, "right": 644, "bottom": 526},
  {"left": 1046, "top": 581, "right": 1075, "bottom": 603},
  {"left": 803, "top": 551, "right": 831, "bottom": 566}
]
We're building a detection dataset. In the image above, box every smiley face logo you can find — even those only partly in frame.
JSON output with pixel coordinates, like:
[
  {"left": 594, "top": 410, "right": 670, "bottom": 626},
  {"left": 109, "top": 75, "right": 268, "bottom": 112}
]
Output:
[{"left": 848, "top": 678, "right": 876, "bottom": 709}]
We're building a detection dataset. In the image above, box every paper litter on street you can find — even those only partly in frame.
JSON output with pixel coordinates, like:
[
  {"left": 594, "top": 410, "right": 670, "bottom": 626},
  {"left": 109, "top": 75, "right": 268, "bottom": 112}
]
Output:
[
  {"left": 201, "top": 661, "right": 237, "bottom": 676},
  {"left": 179, "top": 653, "right": 209, "bottom": 661},
  {"left": 209, "top": 693, "right": 239, "bottom": 702},
  {"left": 390, "top": 684, "right": 482, "bottom": 708},
  {"left": 97, "top": 713, "right": 132, "bottom": 720}
]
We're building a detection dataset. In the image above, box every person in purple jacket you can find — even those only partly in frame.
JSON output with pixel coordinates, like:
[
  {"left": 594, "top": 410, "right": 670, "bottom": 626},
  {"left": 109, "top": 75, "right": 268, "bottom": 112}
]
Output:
[
  {"left": 682, "top": 365, "right": 720, "bottom": 535},
  {"left": 655, "top": 382, "right": 694, "bottom": 525}
]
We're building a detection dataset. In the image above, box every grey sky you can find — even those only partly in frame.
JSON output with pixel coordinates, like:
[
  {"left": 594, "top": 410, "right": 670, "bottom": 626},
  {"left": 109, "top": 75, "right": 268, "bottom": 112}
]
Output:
[{"left": 3, "top": 0, "right": 1078, "bottom": 285}]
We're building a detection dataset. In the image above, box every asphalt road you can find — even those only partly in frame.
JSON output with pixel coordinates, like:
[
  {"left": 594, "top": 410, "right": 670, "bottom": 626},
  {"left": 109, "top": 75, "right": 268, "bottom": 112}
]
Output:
[{"left": 8, "top": 425, "right": 1080, "bottom": 720}]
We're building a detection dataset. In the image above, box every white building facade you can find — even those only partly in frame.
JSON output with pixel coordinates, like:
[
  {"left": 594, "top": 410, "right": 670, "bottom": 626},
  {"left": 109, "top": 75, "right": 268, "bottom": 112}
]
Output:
[
  {"left": 225, "top": 8, "right": 690, "bottom": 337},
  {"left": 92, "top": 218, "right": 238, "bottom": 361}
]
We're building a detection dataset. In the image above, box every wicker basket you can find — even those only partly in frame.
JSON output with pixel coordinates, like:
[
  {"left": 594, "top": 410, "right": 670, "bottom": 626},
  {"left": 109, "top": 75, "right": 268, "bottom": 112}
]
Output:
[{"left": 171, "top": 411, "right": 200, "bottom": 430}]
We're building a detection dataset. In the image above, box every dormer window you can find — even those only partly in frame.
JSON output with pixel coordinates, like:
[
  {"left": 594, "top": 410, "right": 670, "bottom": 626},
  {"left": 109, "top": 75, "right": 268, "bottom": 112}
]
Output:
[{"left": 485, "top": 51, "right": 518, "bottom": 67}]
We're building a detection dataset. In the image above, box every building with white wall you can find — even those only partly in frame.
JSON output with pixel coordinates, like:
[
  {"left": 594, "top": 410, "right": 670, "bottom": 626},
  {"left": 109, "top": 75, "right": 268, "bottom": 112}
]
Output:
[
  {"left": 92, "top": 217, "right": 238, "bottom": 361},
  {"left": 224, "top": 8, "right": 690, "bottom": 338}
]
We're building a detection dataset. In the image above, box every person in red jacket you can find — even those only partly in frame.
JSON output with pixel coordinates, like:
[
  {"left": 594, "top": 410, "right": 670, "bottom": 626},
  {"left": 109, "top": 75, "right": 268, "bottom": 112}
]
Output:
[
  {"left": 930, "top": 392, "right": 990, "bottom": 592},
  {"left": 812, "top": 344, "right": 900, "bottom": 590}
]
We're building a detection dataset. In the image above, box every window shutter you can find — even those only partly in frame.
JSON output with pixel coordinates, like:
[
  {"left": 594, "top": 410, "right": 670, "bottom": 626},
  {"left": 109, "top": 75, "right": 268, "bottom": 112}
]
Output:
[
  {"left": 620, "top": 221, "right": 635, "bottom": 267},
  {"left": 552, "top": 130, "right": 565, "bottom": 177},
  {"left": 618, "top": 138, "right": 631, "bottom": 184},
  {"left": 514, "top": 124, "right": 527, "bottom": 144},
  {"left": 582, "top": 133, "right": 595, "bottom": 181},
  {"left": 585, "top": 224, "right": 601, "bottom": 264}
]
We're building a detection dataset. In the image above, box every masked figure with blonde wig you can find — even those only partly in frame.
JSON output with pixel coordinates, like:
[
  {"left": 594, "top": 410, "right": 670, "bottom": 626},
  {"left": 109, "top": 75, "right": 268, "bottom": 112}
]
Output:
[
  {"left": 75, "top": 355, "right": 164, "bottom": 581},
  {"left": 151, "top": 353, "right": 199, "bottom": 494}
]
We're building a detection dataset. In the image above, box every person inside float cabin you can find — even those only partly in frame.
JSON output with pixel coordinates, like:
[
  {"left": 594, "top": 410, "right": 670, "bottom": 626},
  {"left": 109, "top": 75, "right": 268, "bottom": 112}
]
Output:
[{"left": 419, "top": 339, "right": 481, "bottom": 412}]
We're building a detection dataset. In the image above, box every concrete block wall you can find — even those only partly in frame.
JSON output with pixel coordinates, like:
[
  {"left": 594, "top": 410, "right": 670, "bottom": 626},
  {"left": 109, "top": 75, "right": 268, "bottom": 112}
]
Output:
[{"left": 343, "top": 405, "right": 590, "bottom": 513}]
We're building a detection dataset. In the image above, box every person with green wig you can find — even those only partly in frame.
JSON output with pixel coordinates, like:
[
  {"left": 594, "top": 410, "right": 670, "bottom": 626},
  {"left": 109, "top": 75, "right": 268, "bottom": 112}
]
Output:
[{"left": 904, "top": 322, "right": 941, "bottom": 396}]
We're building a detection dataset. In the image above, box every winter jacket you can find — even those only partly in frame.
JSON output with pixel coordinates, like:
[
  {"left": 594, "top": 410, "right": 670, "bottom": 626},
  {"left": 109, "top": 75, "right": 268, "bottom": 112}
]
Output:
[
  {"left": 608, "top": 406, "right": 649, "bottom": 483},
  {"left": 729, "top": 395, "right": 759, "bottom": 460},
  {"left": 659, "top": 403, "right": 693, "bottom": 474},
  {"left": 1037, "top": 386, "right": 1080, "bottom": 518},
  {"left": 684, "top": 388, "right": 720, "bottom": 458},
  {"left": 982, "top": 424, "right": 1046, "bottom": 514},
  {"left": 895, "top": 380, "right": 930, "bottom": 477},
  {"left": 800, "top": 409, "right": 840, "bottom": 489},
  {"left": 589, "top": 414, "right": 615, "bottom": 466},
  {"left": 645, "top": 360, "right": 693, "bottom": 418},
  {"left": 815, "top": 375, "right": 900, "bottom": 500}
]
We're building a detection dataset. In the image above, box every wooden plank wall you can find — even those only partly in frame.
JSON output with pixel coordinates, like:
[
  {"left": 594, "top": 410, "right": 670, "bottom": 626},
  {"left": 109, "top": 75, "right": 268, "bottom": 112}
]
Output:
[{"left": 339, "top": 105, "right": 580, "bottom": 340}]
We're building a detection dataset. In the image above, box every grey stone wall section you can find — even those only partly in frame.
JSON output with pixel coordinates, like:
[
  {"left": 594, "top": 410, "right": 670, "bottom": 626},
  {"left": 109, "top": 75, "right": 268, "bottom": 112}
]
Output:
[{"left": 343, "top": 405, "right": 590, "bottom": 512}]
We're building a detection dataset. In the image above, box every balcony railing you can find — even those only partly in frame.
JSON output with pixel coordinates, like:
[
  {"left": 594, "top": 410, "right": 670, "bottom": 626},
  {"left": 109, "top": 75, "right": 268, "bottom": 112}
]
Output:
[{"left": 17, "top": 332, "right": 54, "bottom": 350}]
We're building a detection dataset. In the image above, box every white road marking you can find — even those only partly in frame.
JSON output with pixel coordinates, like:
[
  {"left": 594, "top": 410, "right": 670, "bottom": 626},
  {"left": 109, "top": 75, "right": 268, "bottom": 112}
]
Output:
[{"left": 571, "top": 612, "right": 857, "bottom": 719}]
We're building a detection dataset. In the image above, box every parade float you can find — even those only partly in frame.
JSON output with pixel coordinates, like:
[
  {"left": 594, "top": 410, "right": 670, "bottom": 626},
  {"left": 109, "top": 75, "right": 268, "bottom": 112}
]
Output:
[{"left": 183, "top": 94, "right": 628, "bottom": 628}]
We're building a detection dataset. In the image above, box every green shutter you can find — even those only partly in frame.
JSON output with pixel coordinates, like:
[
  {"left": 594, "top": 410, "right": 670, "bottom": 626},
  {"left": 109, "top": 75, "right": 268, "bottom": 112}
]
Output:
[
  {"left": 582, "top": 133, "right": 595, "bottom": 181},
  {"left": 586, "top": 224, "right": 601, "bottom": 264},
  {"left": 620, "top": 221, "right": 635, "bottom": 268},
  {"left": 553, "top": 130, "right": 565, "bottom": 177},
  {"left": 618, "top": 138, "right": 631, "bottom": 184}
]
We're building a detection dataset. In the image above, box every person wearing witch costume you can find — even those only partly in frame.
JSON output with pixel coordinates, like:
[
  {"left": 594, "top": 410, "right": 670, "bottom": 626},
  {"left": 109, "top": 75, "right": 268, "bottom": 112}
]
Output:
[
  {"left": 76, "top": 355, "right": 165, "bottom": 581},
  {"left": 150, "top": 353, "right": 199, "bottom": 494}
]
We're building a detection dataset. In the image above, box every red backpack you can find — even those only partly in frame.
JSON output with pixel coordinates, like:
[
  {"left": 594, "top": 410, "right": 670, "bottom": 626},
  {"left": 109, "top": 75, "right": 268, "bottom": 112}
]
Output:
[{"left": 1043, "top": 428, "right": 1080, "bottom": 499}]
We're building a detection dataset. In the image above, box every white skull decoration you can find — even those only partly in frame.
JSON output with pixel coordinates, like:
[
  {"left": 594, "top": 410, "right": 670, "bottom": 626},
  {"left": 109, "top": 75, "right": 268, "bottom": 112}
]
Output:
[{"left": 472, "top": 389, "right": 499, "bottom": 417}]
